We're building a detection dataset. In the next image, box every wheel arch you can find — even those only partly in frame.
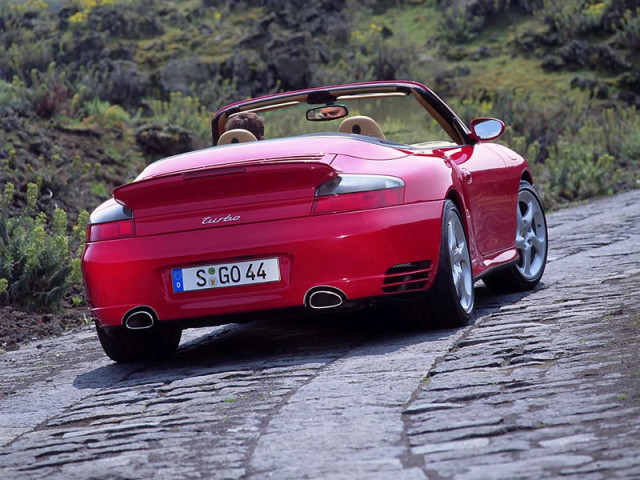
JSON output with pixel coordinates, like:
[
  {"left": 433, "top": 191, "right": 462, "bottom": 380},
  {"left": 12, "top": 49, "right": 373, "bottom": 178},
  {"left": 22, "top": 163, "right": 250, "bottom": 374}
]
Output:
[
  {"left": 445, "top": 188, "right": 471, "bottom": 238},
  {"left": 521, "top": 169, "right": 533, "bottom": 185},
  {"left": 444, "top": 186, "right": 484, "bottom": 280}
]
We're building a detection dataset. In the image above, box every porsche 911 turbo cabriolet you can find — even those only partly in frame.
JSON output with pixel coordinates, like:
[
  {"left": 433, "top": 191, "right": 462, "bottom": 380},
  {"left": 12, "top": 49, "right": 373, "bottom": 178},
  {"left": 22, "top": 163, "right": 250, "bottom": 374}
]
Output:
[{"left": 82, "top": 81, "right": 548, "bottom": 362}]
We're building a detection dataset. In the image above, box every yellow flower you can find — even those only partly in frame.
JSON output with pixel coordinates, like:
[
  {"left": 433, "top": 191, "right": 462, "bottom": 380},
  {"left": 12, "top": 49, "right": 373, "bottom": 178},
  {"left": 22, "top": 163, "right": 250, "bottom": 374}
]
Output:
[
  {"left": 0, "top": 278, "right": 8, "bottom": 295},
  {"left": 69, "top": 11, "right": 88, "bottom": 24}
]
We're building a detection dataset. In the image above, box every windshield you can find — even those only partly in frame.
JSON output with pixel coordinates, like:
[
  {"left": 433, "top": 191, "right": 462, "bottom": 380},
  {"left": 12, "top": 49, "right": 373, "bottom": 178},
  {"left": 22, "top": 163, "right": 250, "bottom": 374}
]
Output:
[{"left": 243, "top": 93, "right": 452, "bottom": 146}]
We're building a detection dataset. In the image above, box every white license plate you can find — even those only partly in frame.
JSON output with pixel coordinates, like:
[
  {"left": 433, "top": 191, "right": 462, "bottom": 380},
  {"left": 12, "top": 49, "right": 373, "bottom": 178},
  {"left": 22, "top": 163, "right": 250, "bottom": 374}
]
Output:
[{"left": 172, "top": 258, "right": 280, "bottom": 293}]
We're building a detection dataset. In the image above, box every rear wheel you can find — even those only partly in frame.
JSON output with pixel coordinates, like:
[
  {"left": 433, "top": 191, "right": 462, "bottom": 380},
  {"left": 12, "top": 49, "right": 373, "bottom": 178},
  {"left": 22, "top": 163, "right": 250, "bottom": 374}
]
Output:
[
  {"left": 483, "top": 180, "right": 548, "bottom": 291},
  {"left": 403, "top": 200, "right": 474, "bottom": 329},
  {"left": 96, "top": 324, "right": 182, "bottom": 362}
]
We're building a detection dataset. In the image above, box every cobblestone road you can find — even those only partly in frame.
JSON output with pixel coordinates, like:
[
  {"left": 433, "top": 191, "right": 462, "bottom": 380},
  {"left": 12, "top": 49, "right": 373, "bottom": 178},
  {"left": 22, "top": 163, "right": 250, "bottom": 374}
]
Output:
[{"left": 1, "top": 190, "right": 639, "bottom": 479}]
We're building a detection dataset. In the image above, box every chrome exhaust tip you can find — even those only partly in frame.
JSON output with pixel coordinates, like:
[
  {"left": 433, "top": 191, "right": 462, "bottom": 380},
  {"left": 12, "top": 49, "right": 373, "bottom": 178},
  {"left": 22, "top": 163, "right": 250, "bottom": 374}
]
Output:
[
  {"left": 124, "top": 309, "right": 156, "bottom": 330},
  {"left": 306, "top": 288, "right": 346, "bottom": 310}
]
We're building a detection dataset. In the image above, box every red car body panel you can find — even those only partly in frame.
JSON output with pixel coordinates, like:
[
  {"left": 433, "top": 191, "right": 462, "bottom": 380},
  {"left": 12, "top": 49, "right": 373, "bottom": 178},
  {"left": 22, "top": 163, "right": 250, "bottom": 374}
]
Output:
[
  {"left": 83, "top": 200, "right": 444, "bottom": 327},
  {"left": 82, "top": 81, "right": 529, "bottom": 330}
]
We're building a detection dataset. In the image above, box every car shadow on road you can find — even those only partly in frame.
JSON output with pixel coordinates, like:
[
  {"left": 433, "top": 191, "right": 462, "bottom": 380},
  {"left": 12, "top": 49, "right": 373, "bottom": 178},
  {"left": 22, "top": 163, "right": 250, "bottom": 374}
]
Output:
[{"left": 73, "top": 283, "right": 540, "bottom": 391}]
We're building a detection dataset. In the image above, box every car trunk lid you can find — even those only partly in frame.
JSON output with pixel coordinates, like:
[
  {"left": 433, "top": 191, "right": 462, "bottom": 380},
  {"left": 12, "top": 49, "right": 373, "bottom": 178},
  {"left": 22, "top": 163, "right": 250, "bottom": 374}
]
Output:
[{"left": 113, "top": 159, "right": 338, "bottom": 236}]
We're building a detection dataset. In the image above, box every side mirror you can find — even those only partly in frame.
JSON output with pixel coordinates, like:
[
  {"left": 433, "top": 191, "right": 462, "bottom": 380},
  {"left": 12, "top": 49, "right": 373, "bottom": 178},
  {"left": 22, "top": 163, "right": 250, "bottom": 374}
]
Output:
[
  {"left": 469, "top": 118, "right": 505, "bottom": 142},
  {"left": 306, "top": 104, "right": 349, "bottom": 121}
]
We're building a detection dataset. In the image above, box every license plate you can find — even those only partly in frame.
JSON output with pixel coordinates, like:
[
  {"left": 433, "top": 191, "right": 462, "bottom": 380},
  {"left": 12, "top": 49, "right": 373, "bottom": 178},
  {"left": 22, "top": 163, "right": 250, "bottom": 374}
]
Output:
[{"left": 172, "top": 258, "right": 280, "bottom": 293}]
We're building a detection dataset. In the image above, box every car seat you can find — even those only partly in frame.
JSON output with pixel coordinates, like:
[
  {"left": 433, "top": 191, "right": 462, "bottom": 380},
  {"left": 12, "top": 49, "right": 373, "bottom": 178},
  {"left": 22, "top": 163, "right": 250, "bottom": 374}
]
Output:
[
  {"left": 338, "top": 116, "right": 385, "bottom": 139},
  {"left": 218, "top": 129, "right": 258, "bottom": 145}
]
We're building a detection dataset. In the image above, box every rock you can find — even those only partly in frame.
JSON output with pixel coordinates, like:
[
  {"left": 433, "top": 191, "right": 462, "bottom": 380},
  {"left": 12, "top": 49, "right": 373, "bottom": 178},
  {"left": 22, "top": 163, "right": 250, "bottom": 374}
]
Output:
[
  {"left": 618, "top": 71, "right": 640, "bottom": 94},
  {"left": 57, "top": 7, "right": 74, "bottom": 31},
  {"left": 616, "top": 90, "right": 639, "bottom": 107},
  {"left": 541, "top": 55, "right": 565, "bottom": 72},
  {"left": 155, "top": 56, "right": 221, "bottom": 96},
  {"left": 239, "top": 13, "right": 277, "bottom": 50},
  {"left": 602, "top": 0, "right": 640, "bottom": 34},
  {"left": 135, "top": 123, "right": 195, "bottom": 156},
  {"left": 438, "top": 0, "right": 518, "bottom": 36},
  {"left": 101, "top": 60, "right": 149, "bottom": 107},
  {"left": 509, "top": 0, "right": 542, "bottom": 13},
  {"left": 107, "top": 42, "right": 135, "bottom": 61},
  {"left": 223, "top": 50, "right": 273, "bottom": 98},
  {"left": 69, "top": 31, "right": 106, "bottom": 65},
  {"left": 558, "top": 40, "right": 591, "bottom": 69},
  {"left": 514, "top": 31, "right": 538, "bottom": 52},
  {"left": 570, "top": 76, "right": 609, "bottom": 99},
  {"left": 87, "top": 4, "right": 163, "bottom": 39},
  {"left": 264, "top": 0, "right": 345, "bottom": 35},
  {"left": 544, "top": 41, "right": 632, "bottom": 74},
  {"left": 266, "top": 33, "right": 329, "bottom": 91},
  {"left": 592, "top": 45, "right": 631, "bottom": 74}
]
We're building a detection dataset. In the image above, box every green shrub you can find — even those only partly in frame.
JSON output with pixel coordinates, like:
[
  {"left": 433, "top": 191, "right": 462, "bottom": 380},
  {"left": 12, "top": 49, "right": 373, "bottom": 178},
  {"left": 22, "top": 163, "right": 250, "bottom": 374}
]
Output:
[
  {"left": 439, "top": 6, "right": 485, "bottom": 44},
  {"left": 568, "top": 107, "right": 640, "bottom": 160},
  {"left": 82, "top": 98, "right": 132, "bottom": 128},
  {"left": 614, "top": 9, "right": 640, "bottom": 49},
  {"left": 0, "top": 1, "right": 53, "bottom": 79},
  {"left": 546, "top": 147, "right": 620, "bottom": 202},
  {"left": 536, "top": 0, "right": 611, "bottom": 40},
  {"left": 25, "top": 63, "right": 72, "bottom": 119},
  {"left": 0, "top": 182, "right": 88, "bottom": 312},
  {"left": 146, "top": 92, "right": 211, "bottom": 144},
  {"left": 0, "top": 77, "right": 29, "bottom": 110},
  {"left": 5, "top": 40, "right": 53, "bottom": 81},
  {"left": 621, "top": 129, "right": 640, "bottom": 164},
  {"left": 190, "top": 75, "right": 238, "bottom": 112},
  {"left": 334, "top": 21, "right": 418, "bottom": 83}
]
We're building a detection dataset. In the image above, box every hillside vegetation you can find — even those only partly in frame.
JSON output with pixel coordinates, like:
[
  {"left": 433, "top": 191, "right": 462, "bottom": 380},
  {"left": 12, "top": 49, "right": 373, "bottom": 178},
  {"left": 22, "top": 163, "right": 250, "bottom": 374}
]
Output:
[{"left": 0, "top": 0, "right": 639, "bottom": 315}]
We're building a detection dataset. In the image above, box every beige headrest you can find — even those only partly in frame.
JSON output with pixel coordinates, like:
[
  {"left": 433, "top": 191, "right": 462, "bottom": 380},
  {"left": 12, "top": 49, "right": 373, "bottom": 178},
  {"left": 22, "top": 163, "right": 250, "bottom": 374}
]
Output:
[
  {"left": 218, "top": 129, "right": 258, "bottom": 145},
  {"left": 338, "top": 116, "right": 385, "bottom": 139}
]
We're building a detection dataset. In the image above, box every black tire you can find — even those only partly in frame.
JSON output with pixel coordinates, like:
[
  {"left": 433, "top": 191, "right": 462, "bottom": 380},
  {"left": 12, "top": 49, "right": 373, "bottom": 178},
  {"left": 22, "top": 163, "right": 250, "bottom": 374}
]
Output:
[
  {"left": 96, "top": 324, "right": 182, "bottom": 362},
  {"left": 483, "top": 180, "right": 548, "bottom": 292},
  {"left": 403, "top": 200, "right": 474, "bottom": 329}
]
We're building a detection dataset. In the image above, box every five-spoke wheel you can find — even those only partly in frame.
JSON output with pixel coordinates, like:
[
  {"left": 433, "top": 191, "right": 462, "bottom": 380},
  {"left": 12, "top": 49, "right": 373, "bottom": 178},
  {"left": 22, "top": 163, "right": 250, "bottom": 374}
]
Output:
[
  {"left": 404, "top": 200, "right": 474, "bottom": 329},
  {"left": 484, "top": 180, "right": 548, "bottom": 291},
  {"left": 446, "top": 207, "right": 474, "bottom": 316}
]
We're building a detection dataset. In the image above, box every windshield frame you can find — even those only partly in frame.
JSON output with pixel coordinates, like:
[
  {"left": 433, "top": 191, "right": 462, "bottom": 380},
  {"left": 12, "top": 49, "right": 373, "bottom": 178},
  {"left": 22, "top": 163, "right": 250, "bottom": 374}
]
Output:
[{"left": 211, "top": 81, "right": 473, "bottom": 147}]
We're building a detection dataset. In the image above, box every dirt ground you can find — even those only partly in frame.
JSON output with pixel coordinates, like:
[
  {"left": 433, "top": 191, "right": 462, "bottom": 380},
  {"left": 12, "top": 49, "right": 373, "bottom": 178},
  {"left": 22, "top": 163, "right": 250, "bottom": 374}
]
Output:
[{"left": 0, "top": 290, "right": 91, "bottom": 352}]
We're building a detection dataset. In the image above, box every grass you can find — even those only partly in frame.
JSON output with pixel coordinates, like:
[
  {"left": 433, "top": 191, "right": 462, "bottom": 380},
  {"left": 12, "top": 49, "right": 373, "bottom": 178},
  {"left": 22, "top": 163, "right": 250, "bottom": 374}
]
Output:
[
  {"left": 369, "top": 3, "right": 441, "bottom": 43},
  {"left": 458, "top": 55, "right": 579, "bottom": 95}
]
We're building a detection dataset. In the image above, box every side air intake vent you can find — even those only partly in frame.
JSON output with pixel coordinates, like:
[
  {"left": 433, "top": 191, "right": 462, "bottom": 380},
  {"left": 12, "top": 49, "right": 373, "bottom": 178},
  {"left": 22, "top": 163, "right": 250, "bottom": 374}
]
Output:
[{"left": 382, "top": 260, "right": 432, "bottom": 294}]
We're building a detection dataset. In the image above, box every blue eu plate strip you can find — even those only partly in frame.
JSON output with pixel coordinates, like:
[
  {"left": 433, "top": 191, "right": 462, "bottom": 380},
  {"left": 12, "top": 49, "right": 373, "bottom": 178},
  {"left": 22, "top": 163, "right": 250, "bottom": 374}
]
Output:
[{"left": 172, "top": 269, "right": 184, "bottom": 293}]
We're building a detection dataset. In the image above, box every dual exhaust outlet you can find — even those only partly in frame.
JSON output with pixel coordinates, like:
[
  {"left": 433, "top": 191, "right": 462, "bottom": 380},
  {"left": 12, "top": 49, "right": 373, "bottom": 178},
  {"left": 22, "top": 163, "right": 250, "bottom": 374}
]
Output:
[{"left": 123, "top": 287, "right": 346, "bottom": 329}]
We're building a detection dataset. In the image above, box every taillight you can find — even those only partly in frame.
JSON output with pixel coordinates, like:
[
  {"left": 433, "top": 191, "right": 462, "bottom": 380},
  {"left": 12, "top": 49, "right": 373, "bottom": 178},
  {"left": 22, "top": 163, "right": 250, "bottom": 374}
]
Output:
[
  {"left": 312, "top": 174, "right": 404, "bottom": 214},
  {"left": 86, "top": 201, "right": 135, "bottom": 242},
  {"left": 87, "top": 219, "right": 135, "bottom": 242}
]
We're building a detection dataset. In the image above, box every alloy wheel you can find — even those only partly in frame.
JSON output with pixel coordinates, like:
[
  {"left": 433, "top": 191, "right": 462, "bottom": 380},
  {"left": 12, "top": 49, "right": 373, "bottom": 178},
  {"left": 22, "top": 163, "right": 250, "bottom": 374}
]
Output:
[
  {"left": 447, "top": 213, "right": 474, "bottom": 313},
  {"left": 516, "top": 189, "right": 547, "bottom": 281}
]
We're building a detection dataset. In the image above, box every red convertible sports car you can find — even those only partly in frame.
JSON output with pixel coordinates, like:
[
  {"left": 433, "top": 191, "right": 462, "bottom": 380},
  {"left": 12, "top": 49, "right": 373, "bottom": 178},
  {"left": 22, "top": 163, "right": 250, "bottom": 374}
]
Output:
[{"left": 82, "top": 81, "right": 548, "bottom": 362}]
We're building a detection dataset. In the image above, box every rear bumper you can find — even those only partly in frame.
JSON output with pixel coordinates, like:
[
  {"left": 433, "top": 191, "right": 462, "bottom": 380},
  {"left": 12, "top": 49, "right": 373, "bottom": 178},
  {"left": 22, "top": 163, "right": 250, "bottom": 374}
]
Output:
[{"left": 82, "top": 201, "right": 444, "bottom": 327}]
